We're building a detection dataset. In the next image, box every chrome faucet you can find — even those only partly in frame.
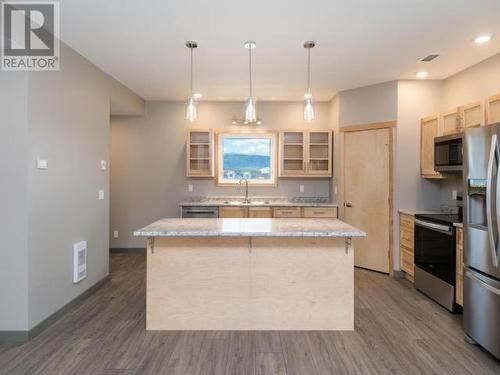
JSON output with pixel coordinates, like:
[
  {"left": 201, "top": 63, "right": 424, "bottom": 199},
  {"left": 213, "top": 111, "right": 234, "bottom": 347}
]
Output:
[{"left": 239, "top": 178, "right": 250, "bottom": 203}]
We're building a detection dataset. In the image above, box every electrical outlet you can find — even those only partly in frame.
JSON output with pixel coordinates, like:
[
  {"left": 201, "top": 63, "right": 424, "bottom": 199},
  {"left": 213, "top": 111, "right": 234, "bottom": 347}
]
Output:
[
  {"left": 188, "top": 184, "right": 194, "bottom": 192},
  {"left": 36, "top": 159, "right": 48, "bottom": 169},
  {"left": 100, "top": 160, "right": 107, "bottom": 171},
  {"left": 299, "top": 184, "right": 305, "bottom": 193},
  {"left": 334, "top": 185, "right": 338, "bottom": 195},
  {"left": 113, "top": 230, "right": 119, "bottom": 239},
  {"left": 452, "top": 190, "right": 457, "bottom": 200},
  {"left": 98, "top": 190, "right": 105, "bottom": 200}
]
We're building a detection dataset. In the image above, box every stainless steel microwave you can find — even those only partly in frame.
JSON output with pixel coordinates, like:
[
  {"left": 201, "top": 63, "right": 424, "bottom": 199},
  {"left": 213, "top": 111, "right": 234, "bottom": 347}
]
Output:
[{"left": 434, "top": 133, "right": 463, "bottom": 172}]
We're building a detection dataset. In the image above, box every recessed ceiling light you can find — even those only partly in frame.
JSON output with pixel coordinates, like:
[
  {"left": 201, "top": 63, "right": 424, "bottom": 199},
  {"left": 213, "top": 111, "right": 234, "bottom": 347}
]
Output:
[
  {"left": 416, "top": 71, "right": 428, "bottom": 79},
  {"left": 474, "top": 34, "right": 492, "bottom": 45}
]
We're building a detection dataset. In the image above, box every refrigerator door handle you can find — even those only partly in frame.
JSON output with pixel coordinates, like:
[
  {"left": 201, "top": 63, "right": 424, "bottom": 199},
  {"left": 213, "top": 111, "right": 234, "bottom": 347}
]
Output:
[
  {"left": 466, "top": 269, "right": 500, "bottom": 296},
  {"left": 486, "top": 134, "right": 499, "bottom": 268}
]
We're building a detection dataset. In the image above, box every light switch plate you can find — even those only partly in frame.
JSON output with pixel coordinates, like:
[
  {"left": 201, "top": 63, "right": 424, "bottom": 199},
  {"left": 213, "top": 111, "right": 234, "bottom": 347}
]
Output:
[
  {"left": 452, "top": 190, "right": 458, "bottom": 200},
  {"left": 299, "top": 184, "right": 305, "bottom": 193},
  {"left": 113, "top": 230, "right": 119, "bottom": 239},
  {"left": 100, "top": 160, "right": 107, "bottom": 171},
  {"left": 98, "top": 190, "right": 105, "bottom": 200},
  {"left": 36, "top": 159, "right": 48, "bottom": 169},
  {"left": 188, "top": 184, "right": 194, "bottom": 193}
]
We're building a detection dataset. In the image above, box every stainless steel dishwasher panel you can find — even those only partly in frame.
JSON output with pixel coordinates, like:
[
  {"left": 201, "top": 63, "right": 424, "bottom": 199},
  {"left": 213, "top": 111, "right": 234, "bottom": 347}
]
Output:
[{"left": 181, "top": 206, "right": 219, "bottom": 218}]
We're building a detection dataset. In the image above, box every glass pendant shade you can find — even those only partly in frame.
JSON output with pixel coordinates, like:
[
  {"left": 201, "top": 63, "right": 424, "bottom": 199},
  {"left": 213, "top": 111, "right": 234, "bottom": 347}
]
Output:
[
  {"left": 303, "top": 95, "right": 315, "bottom": 122},
  {"left": 245, "top": 96, "right": 257, "bottom": 123},
  {"left": 186, "top": 96, "right": 197, "bottom": 122}
]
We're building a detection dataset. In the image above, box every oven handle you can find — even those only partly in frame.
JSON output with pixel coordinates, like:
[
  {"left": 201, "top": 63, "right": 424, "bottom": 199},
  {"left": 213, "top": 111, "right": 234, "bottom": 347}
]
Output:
[
  {"left": 415, "top": 219, "right": 453, "bottom": 235},
  {"left": 486, "top": 134, "right": 499, "bottom": 268}
]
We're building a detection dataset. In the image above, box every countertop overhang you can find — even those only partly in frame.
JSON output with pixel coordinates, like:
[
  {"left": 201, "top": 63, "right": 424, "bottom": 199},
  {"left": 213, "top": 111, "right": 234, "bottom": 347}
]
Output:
[{"left": 134, "top": 218, "right": 366, "bottom": 238}]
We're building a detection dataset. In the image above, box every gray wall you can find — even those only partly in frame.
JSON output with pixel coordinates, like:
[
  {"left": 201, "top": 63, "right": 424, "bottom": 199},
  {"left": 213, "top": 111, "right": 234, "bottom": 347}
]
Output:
[
  {"left": 0, "top": 42, "right": 144, "bottom": 332},
  {"left": 0, "top": 72, "right": 29, "bottom": 331},
  {"left": 110, "top": 101, "right": 333, "bottom": 248}
]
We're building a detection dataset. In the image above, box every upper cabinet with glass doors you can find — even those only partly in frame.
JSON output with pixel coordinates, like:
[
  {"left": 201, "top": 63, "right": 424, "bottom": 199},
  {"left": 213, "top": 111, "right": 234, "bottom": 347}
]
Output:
[{"left": 279, "top": 130, "right": 332, "bottom": 177}]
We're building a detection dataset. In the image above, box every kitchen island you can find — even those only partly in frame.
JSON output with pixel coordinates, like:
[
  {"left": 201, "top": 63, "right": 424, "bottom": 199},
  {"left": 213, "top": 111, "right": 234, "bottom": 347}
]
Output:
[{"left": 134, "top": 218, "right": 365, "bottom": 331}]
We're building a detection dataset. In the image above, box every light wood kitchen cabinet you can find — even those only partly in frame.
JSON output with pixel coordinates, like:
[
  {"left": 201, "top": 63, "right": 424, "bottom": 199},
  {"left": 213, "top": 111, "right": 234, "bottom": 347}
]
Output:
[
  {"left": 303, "top": 207, "right": 338, "bottom": 218},
  {"left": 273, "top": 207, "right": 302, "bottom": 218},
  {"left": 248, "top": 207, "right": 272, "bottom": 218},
  {"left": 219, "top": 207, "right": 247, "bottom": 218},
  {"left": 399, "top": 212, "right": 415, "bottom": 282},
  {"left": 459, "top": 101, "right": 485, "bottom": 129},
  {"left": 486, "top": 93, "right": 500, "bottom": 124},
  {"left": 456, "top": 227, "right": 463, "bottom": 306},
  {"left": 186, "top": 130, "right": 214, "bottom": 177},
  {"left": 279, "top": 130, "right": 332, "bottom": 178},
  {"left": 421, "top": 115, "right": 444, "bottom": 179},
  {"left": 441, "top": 109, "right": 460, "bottom": 135}
]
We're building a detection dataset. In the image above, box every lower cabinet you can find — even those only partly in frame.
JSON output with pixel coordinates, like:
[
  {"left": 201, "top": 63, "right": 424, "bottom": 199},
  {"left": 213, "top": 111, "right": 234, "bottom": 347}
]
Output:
[
  {"left": 399, "top": 212, "right": 415, "bottom": 282},
  {"left": 219, "top": 207, "right": 248, "bottom": 218},
  {"left": 248, "top": 207, "right": 272, "bottom": 218},
  {"left": 218, "top": 206, "right": 338, "bottom": 219},
  {"left": 456, "top": 227, "right": 463, "bottom": 306}
]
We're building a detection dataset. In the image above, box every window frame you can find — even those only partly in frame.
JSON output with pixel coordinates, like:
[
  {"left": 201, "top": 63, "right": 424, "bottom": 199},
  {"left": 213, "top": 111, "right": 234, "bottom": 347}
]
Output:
[{"left": 216, "top": 130, "right": 278, "bottom": 186}]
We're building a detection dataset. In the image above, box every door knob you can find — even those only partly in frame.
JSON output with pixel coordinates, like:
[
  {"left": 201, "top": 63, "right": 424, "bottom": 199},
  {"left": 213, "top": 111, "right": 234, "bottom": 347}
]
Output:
[{"left": 345, "top": 202, "right": 352, "bottom": 207}]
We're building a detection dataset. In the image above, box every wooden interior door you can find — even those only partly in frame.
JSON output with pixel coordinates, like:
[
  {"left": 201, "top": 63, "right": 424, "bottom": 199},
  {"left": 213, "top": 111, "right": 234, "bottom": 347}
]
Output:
[{"left": 343, "top": 127, "right": 391, "bottom": 273}]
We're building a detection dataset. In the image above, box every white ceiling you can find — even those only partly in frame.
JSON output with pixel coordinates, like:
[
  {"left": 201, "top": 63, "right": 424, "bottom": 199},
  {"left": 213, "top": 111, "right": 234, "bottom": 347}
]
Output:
[{"left": 60, "top": 0, "right": 500, "bottom": 101}]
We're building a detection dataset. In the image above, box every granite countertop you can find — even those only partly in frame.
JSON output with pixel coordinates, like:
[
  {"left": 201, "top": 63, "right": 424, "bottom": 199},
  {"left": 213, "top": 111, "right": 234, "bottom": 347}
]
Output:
[
  {"left": 134, "top": 218, "right": 366, "bottom": 238},
  {"left": 179, "top": 197, "right": 339, "bottom": 208}
]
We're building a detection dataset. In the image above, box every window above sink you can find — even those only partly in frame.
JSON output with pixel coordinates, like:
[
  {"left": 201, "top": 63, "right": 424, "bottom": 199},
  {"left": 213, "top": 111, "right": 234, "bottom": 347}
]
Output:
[{"left": 216, "top": 131, "right": 277, "bottom": 186}]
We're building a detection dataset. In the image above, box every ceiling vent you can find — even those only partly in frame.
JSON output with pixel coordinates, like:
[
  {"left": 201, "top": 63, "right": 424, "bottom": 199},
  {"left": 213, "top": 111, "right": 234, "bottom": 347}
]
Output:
[{"left": 419, "top": 54, "right": 440, "bottom": 63}]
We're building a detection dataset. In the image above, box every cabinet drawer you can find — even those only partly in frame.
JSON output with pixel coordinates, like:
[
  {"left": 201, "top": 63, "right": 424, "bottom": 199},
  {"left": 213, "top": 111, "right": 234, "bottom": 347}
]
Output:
[
  {"left": 303, "top": 207, "right": 338, "bottom": 218},
  {"left": 273, "top": 207, "right": 302, "bottom": 218},
  {"left": 400, "top": 248, "right": 414, "bottom": 276},
  {"left": 400, "top": 227, "right": 414, "bottom": 250},
  {"left": 400, "top": 214, "right": 414, "bottom": 231}
]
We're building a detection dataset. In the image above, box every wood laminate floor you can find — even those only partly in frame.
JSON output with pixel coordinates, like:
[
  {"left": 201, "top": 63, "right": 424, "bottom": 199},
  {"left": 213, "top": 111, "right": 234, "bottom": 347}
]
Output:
[{"left": 1, "top": 253, "right": 499, "bottom": 375}]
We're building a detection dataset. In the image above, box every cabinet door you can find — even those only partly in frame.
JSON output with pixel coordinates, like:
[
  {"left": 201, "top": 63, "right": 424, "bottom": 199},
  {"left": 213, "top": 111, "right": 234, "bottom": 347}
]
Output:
[
  {"left": 459, "top": 101, "right": 485, "bottom": 129},
  {"left": 420, "top": 115, "right": 443, "bottom": 178},
  {"left": 441, "top": 109, "right": 460, "bottom": 135},
  {"left": 219, "top": 207, "right": 248, "bottom": 218},
  {"left": 280, "top": 131, "right": 306, "bottom": 177},
  {"left": 486, "top": 93, "right": 500, "bottom": 125},
  {"left": 248, "top": 207, "right": 272, "bottom": 218},
  {"left": 187, "top": 130, "right": 214, "bottom": 177},
  {"left": 306, "top": 131, "right": 332, "bottom": 176}
]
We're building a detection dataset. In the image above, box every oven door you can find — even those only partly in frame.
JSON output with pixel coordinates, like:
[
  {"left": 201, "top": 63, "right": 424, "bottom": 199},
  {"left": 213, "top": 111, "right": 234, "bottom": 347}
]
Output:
[{"left": 414, "top": 219, "right": 456, "bottom": 284}]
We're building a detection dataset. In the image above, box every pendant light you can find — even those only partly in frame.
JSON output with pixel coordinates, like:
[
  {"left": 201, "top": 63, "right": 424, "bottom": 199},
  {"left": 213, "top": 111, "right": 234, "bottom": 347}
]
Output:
[
  {"left": 303, "top": 41, "right": 315, "bottom": 122},
  {"left": 244, "top": 41, "right": 257, "bottom": 123},
  {"left": 185, "top": 41, "right": 199, "bottom": 122}
]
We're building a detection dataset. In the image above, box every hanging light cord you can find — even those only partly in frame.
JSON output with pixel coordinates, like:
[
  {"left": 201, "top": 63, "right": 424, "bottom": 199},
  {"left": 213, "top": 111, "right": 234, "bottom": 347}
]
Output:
[
  {"left": 190, "top": 47, "right": 194, "bottom": 95},
  {"left": 249, "top": 46, "right": 253, "bottom": 98},
  {"left": 307, "top": 46, "right": 311, "bottom": 95}
]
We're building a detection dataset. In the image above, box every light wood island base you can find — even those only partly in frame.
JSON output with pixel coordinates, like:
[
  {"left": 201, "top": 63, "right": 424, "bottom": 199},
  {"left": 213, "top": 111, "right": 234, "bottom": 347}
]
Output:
[{"left": 146, "top": 236, "right": 354, "bottom": 331}]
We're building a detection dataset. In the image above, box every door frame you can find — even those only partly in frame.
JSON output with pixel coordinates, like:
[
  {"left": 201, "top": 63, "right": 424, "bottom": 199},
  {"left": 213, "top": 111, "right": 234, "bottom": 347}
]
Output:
[{"left": 339, "top": 120, "right": 396, "bottom": 276}]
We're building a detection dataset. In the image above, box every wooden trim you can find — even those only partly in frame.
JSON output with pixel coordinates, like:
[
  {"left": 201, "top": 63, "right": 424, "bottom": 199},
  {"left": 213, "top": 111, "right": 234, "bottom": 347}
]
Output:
[
  {"left": 339, "top": 121, "right": 394, "bottom": 276},
  {"left": 340, "top": 121, "right": 396, "bottom": 133}
]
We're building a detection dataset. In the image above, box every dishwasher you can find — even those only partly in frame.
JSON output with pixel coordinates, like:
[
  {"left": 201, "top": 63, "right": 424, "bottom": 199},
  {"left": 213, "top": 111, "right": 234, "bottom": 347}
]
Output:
[{"left": 181, "top": 206, "right": 219, "bottom": 218}]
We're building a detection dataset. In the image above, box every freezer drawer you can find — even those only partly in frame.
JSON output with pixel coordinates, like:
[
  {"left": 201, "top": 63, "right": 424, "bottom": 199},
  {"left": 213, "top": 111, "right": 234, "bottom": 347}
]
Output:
[{"left": 464, "top": 268, "right": 500, "bottom": 359}]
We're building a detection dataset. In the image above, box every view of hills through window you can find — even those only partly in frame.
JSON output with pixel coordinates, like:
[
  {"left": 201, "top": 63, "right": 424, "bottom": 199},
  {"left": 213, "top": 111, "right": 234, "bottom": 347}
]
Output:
[{"left": 222, "top": 137, "right": 272, "bottom": 180}]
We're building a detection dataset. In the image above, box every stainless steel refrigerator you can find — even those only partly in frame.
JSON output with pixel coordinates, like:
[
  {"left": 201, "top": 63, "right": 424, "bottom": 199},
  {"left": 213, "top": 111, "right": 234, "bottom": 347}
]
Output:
[{"left": 463, "top": 122, "right": 500, "bottom": 359}]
